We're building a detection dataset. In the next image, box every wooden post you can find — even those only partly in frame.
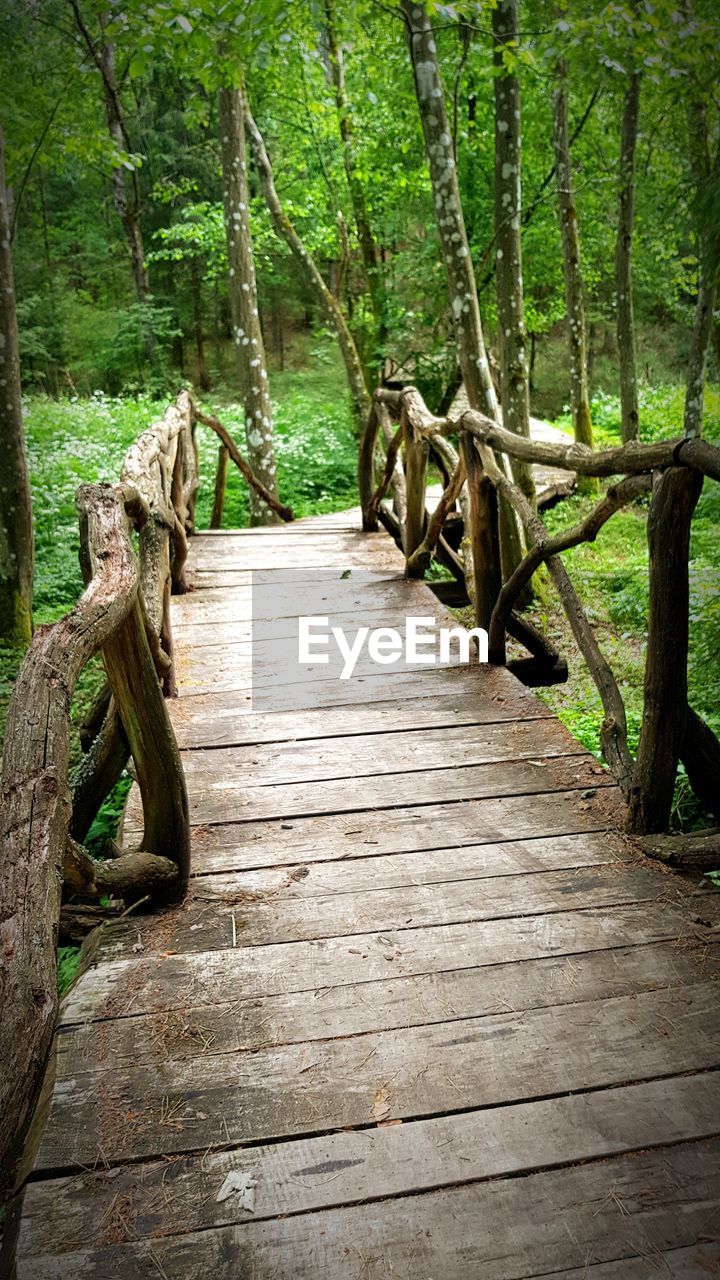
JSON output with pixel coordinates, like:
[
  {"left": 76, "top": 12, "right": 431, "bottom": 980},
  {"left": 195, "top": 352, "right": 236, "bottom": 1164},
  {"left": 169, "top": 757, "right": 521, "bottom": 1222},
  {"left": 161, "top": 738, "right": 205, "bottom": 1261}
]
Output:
[
  {"left": 402, "top": 410, "right": 429, "bottom": 562},
  {"left": 210, "top": 444, "right": 229, "bottom": 529},
  {"left": 627, "top": 467, "right": 703, "bottom": 833},
  {"left": 358, "top": 402, "right": 381, "bottom": 531},
  {"left": 170, "top": 427, "right": 190, "bottom": 595},
  {"left": 185, "top": 418, "right": 200, "bottom": 532},
  {"left": 100, "top": 596, "right": 189, "bottom": 889},
  {"left": 459, "top": 432, "right": 501, "bottom": 628},
  {"left": 70, "top": 700, "right": 128, "bottom": 841}
]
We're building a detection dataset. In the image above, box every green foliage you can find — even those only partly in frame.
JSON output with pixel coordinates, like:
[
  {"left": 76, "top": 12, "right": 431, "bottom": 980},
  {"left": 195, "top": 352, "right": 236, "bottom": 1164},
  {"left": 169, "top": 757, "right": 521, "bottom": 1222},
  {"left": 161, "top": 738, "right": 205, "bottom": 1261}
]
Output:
[
  {"left": 23, "top": 393, "right": 166, "bottom": 620},
  {"left": 57, "top": 946, "right": 81, "bottom": 996},
  {"left": 194, "top": 340, "right": 358, "bottom": 525},
  {"left": 84, "top": 774, "right": 134, "bottom": 859}
]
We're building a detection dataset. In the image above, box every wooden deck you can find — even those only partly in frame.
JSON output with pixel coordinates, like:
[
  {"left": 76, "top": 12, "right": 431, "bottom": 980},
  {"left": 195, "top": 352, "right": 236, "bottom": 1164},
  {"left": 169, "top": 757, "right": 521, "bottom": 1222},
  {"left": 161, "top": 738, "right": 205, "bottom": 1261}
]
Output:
[{"left": 16, "top": 511, "right": 720, "bottom": 1278}]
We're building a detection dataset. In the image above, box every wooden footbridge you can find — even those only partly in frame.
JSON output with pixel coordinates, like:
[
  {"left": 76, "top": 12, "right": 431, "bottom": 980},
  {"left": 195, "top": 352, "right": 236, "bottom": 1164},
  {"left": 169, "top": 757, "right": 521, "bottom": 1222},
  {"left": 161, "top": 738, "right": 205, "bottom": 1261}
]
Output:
[{"left": 2, "top": 392, "right": 720, "bottom": 1277}]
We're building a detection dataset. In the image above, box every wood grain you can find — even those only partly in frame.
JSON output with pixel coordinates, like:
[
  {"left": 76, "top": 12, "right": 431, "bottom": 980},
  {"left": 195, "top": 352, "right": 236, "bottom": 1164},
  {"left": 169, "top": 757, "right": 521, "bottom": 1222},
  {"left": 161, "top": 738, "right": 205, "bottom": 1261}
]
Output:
[{"left": 17, "top": 515, "right": 720, "bottom": 1278}]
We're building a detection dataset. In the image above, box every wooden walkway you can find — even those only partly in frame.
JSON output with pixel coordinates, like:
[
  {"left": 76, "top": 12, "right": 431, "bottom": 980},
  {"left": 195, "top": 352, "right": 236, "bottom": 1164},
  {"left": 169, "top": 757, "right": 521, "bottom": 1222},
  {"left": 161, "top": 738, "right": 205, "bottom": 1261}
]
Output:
[{"left": 17, "top": 511, "right": 720, "bottom": 1277}]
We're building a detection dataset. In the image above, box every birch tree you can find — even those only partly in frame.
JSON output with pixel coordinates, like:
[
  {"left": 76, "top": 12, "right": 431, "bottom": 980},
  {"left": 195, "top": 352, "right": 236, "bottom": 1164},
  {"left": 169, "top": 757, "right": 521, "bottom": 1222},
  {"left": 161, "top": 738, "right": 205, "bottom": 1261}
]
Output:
[
  {"left": 219, "top": 86, "right": 279, "bottom": 525},
  {"left": 0, "top": 127, "right": 34, "bottom": 647},
  {"left": 244, "top": 101, "right": 371, "bottom": 431},
  {"left": 401, "top": 0, "right": 523, "bottom": 584},
  {"left": 552, "top": 55, "right": 597, "bottom": 489},
  {"left": 615, "top": 67, "right": 641, "bottom": 442},
  {"left": 492, "top": 0, "right": 534, "bottom": 503}
]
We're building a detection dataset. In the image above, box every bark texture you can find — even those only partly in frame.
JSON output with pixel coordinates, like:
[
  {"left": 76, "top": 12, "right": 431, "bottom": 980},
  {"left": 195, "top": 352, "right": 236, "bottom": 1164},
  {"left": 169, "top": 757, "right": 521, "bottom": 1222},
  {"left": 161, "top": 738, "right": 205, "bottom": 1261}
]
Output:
[
  {"left": 324, "top": 0, "right": 385, "bottom": 369},
  {"left": 210, "top": 444, "right": 229, "bottom": 529},
  {"left": 402, "top": 2, "right": 497, "bottom": 419},
  {"left": 244, "top": 101, "right": 371, "bottom": 432},
  {"left": 683, "top": 100, "right": 719, "bottom": 442},
  {"left": 615, "top": 69, "right": 641, "bottom": 442},
  {"left": 0, "top": 125, "right": 34, "bottom": 646},
  {"left": 492, "top": 0, "right": 534, "bottom": 502},
  {"left": 68, "top": 2, "right": 152, "bottom": 356},
  {"left": 0, "top": 488, "right": 136, "bottom": 1188},
  {"left": 402, "top": 1, "right": 519, "bottom": 591},
  {"left": 552, "top": 56, "right": 596, "bottom": 486},
  {"left": 626, "top": 468, "right": 703, "bottom": 833},
  {"left": 219, "top": 86, "right": 279, "bottom": 525}
]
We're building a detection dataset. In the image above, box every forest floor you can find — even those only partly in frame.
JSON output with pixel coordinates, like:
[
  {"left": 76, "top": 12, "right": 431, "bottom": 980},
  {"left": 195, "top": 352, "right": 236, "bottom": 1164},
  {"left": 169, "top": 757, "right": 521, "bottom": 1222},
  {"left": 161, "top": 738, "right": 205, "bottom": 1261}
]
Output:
[{"left": 1, "top": 341, "right": 718, "bottom": 993}]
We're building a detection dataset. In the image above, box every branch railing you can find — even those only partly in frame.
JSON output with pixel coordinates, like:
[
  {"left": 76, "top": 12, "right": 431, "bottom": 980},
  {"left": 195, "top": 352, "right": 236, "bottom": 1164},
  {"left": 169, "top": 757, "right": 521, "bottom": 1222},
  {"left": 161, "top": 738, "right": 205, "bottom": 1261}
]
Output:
[
  {"left": 0, "top": 389, "right": 294, "bottom": 1187},
  {"left": 359, "top": 384, "right": 720, "bottom": 838}
]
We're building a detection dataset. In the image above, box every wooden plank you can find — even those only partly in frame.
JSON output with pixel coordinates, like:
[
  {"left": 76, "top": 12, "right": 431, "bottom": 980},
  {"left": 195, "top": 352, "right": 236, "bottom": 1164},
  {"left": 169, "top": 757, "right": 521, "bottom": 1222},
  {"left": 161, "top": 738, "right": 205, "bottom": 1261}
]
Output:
[
  {"left": 174, "top": 645, "right": 481, "bottom": 697},
  {"left": 169, "top": 680, "right": 554, "bottom": 750},
  {"left": 537, "top": 1245, "right": 720, "bottom": 1278},
  {"left": 168, "top": 577, "right": 447, "bottom": 624},
  {"left": 26, "top": 1139, "right": 720, "bottom": 1275},
  {"left": 172, "top": 601, "right": 437, "bottom": 649},
  {"left": 183, "top": 831, "right": 633, "bottom": 896},
  {"left": 19, "top": 1073, "right": 720, "bottom": 1257},
  {"left": 189, "top": 566, "right": 405, "bottom": 587},
  {"left": 126, "top": 753, "right": 609, "bottom": 827},
  {"left": 55, "top": 941, "right": 720, "bottom": 1073},
  {"left": 92, "top": 863, "right": 669, "bottom": 957},
  {"left": 176, "top": 719, "right": 596, "bottom": 790},
  {"left": 174, "top": 664, "right": 538, "bottom": 709},
  {"left": 33, "top": 980, "right": 720, "bottom": 1170},
  {"left": 128, "top": 790, "right": 625, "bottom": 874},
  {"left": 64, "top": 900, "right": 703, "bottom": 1022},
  {"left": 188, "top": 545, "right": 402, "bottom": 570}
]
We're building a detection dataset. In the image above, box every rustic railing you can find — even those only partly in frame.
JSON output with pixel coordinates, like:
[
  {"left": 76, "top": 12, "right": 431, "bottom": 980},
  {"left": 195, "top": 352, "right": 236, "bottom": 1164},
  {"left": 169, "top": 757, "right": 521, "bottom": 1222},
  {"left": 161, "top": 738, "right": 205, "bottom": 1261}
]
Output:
[
  {"left": 360, "top": 385, "right": 720, "bottom": 846},
  {"left": 0, "top": 389, "right": 295, "bottom": 1187},
  {"left": 0, "top": 392, "right": 202, "bottom": 1182}
]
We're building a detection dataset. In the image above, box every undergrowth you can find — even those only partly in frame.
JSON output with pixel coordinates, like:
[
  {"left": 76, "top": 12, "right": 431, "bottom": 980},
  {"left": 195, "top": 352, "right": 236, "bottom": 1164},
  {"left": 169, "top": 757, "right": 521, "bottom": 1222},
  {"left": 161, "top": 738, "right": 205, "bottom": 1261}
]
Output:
[{"left": 2, "top": 365, "right": 718, "bottom": 996}]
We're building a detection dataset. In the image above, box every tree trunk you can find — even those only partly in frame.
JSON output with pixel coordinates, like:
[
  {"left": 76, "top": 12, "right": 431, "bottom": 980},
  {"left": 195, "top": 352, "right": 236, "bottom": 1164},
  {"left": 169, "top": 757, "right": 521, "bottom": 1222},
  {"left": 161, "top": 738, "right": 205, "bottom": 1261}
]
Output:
[
  {"left": 218, "top": 85, "right": 280, "bottom": 525},
  {"left": 681, "top": 708, "right": 720, "bottom": 823},
  {"left": 323, "top": 0, "right": 385, "bottom": 376},
  {"left": 615, "top": 69, "right": 641, "bottom": 443},
  {"left": 99, "top": 37, "right": 149, "bottom": 313},
  {"left": 0, "top": 125, "right": 34, "bottom": 647},
  {"left": 403, "top": 3, "right": 497, "bottom": 419},
  {"left": 402, "top": 0, "right": 521, "bottom": 587},
  {"left": 492, "top": 0, "right": 534, "bottom": 504},
  {"left": 69, "top": 2, "right": 153, "bottom": 362},
  {"left": 552, "top": 55, "right": 597, "bottom": 490},
  {"left": 244, "top": 101, "right": 371, "bottom": 432},
  {"left": 191, "top": 258, "right": 210, "bottom": 391},
  {"left": 684, "top": 97, "right": 718, "bottom": 442},
  {"left": 683, "top": 255, "right": 717, "bottom": 442}
]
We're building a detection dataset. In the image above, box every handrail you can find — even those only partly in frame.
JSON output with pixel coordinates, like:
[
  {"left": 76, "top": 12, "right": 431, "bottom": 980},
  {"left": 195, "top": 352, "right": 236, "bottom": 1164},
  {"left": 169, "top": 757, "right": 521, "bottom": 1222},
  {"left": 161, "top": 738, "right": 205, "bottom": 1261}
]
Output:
[
  {"left": 358, "top": 384, "right": 720, "bottom": 838},
  {"left": 0, "top": 394, "right": 204, "bottom": 1184},
  {"left": 0, "top": 389, "right": 301, "bottom": 1186}
]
